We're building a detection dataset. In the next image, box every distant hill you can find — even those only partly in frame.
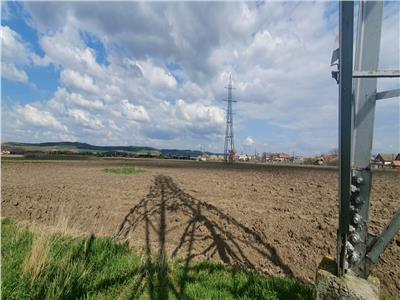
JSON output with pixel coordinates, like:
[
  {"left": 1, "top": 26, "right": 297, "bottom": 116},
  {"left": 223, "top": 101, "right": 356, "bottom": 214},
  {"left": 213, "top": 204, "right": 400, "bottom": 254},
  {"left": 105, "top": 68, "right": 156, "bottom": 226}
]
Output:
[
  {"left": 1, "top": 141, "right": 217, "bottom": 158},
  {"left": 160, "top": 149, "right": 213, "bottom": 157}
]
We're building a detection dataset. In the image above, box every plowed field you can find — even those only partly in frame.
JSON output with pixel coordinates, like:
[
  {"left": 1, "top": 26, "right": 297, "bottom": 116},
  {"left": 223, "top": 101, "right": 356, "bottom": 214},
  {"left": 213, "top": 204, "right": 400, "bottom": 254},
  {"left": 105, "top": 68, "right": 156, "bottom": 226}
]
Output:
[{"left": 2, "top": 159, "right": 399, "bottom": 297}]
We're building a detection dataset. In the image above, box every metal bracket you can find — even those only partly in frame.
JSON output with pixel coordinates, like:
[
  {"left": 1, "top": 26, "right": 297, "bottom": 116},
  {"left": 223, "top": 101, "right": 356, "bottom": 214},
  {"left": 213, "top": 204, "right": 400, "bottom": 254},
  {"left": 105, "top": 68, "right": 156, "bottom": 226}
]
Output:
[
  {"left": 376, "top": 89, "right": 400, "bottom": 100},
  {"left": 352, "top": 70, "right": 400, "bottom": 78},
  {"left": 365, "top": 209, "right": 400, "bottom": 274},
  {"left": 331, "top": 48, "right": 340, "bottom": 84}
]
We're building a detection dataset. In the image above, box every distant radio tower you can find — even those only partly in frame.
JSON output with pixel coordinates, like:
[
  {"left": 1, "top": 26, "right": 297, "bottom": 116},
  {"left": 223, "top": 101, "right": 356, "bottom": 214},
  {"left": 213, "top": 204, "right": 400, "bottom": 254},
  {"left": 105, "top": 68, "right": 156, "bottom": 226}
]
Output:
[{"left": 223, "top": 74, "right": 237, "bottom": 162}]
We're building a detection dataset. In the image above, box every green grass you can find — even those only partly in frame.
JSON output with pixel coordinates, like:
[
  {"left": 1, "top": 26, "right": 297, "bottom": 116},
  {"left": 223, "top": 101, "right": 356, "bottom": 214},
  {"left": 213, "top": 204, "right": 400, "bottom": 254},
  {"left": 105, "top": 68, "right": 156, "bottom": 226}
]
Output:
[
  {"left": 103, "top": 167, "right": 145, "bottom": 175},
  {"left": 2, "top": 218, "right": 315, "bottom": 299}
]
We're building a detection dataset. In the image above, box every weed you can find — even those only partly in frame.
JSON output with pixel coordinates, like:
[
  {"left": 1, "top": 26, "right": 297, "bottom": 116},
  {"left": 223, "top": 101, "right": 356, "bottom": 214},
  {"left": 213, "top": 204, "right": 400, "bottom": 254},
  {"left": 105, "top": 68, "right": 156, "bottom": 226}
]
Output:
[{"left": 102, "top": 167, "right": 145, "bottom": 175}]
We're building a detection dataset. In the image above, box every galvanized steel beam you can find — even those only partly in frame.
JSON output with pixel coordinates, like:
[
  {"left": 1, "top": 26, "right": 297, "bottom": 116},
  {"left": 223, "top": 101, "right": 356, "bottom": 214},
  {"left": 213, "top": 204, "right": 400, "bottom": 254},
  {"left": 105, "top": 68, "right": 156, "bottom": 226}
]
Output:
[
  {"left": 337, "top": 0, "right": 354, "bottom": 277},
  {"left": 349, "top": 0, "right": 383, "bottom": 277},
  {"left": 366, "top": 209, "right": 400, "bottom": 273},
  {"left": 352, "top": 70, "right": 400, "bottom": 78},
  {"left": 375, "top": 88, "right": 400, "bottom": 100},
  {"left": 335, "top": 0, "right": 400, "bottom": 278},
  {"left": 352, "top": 1, "right": 383, "bottom": 168}
]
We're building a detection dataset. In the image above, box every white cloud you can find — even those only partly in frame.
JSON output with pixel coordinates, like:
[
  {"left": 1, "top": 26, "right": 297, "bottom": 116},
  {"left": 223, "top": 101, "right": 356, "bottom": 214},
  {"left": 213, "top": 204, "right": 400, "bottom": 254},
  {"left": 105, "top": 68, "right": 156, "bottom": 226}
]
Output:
[
  {"left": 1, "top": 26, "right": 29, "bottom": 63},
  {"left": 59, "top": 133, "right": 78, "bottom": 142},
  {"left": 66, "top": 92, "right": 104, "bottom": 110},
  {"left": 15, "top": 104, "right": 67, "bottom": 131},
  {"left": 30, "top": 53, "right": 51, "bottom": 67},
  {"left": 1, "top": 25, "right": 30, "bottom": 82},
  {"left": 175, "top": 99, "right": 224, "bottom": 127},
  {"left": 67, "top": 108, "right": 103, "bottom": 130},
  {"left": 2, "top": 2, "right": 398, "bottom": 153},
  {"left": 138, "top": 60, "right": 177, "bottom": 90},
  {"left": 244, "top": 137, "right": 254, "bottom": 146},
  {"left": 1, "top": 63, "right": 28, "bottom": 82},
  {"left": 121, "top": 99, "right": 150, "bottom": 122},
  {"left": 60, "top": 69, "right": 100, "bottom": 95},
  {"left": 35, "top": 26, "right": 104, "bottom": 78}
]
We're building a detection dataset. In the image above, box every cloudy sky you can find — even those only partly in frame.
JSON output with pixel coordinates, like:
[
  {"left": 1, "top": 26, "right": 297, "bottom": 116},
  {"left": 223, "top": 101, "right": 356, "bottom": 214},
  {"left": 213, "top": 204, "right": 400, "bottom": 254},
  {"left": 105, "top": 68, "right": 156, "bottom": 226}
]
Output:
[{"left": 1, "top": 1, "right": 399, "bottom": 155}]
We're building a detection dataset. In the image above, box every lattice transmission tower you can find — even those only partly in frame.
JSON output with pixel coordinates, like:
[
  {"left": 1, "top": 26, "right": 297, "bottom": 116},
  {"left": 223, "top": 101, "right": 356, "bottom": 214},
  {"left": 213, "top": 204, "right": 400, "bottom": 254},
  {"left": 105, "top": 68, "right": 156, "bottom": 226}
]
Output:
[{"left": 223, "top": 74, "right": 237, "bottom": 162}]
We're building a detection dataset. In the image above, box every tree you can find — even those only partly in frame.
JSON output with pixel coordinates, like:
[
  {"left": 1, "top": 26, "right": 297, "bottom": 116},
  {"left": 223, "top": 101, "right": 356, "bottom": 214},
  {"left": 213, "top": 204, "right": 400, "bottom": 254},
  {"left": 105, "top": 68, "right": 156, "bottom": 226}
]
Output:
[
  {"left": 261, "top": 152, "right": 267, "bottom": 162},
  {"left": 328, "top": 148, "right": 339, "bottom": 156}
]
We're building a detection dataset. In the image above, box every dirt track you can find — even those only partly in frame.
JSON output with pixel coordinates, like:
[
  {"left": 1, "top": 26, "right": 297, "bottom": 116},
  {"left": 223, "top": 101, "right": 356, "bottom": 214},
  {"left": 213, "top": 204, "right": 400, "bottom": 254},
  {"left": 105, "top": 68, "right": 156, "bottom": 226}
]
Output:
[{"left": 1, "top": 159, "right": 399, "bottom": 297}]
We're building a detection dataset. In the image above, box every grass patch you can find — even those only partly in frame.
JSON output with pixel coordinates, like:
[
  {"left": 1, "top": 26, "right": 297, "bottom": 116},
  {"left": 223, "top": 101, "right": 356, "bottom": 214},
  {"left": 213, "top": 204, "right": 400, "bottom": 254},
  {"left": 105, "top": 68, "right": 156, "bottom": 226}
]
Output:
[
  {"left": 103, "top": 167, "right": 145, "bottom": 175},
  {"left": 2, "top": 218, "right": 315, "bottom": 299},
  {"left": 380, "top": 295, "right": 394, "bottom": 300}
]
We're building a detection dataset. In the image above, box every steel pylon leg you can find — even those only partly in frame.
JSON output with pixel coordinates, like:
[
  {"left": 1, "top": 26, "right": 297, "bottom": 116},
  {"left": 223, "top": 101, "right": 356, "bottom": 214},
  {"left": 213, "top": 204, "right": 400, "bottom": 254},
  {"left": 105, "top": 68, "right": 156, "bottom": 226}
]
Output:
[
  {"left": 337, "top": 0, "right": 354, "bottom": 277},
  {"left": 336, "top": 0, "right": 400, "bottom": 278},
  {"left": 347, "top": 0, "right": 383, "bottom": 277}
]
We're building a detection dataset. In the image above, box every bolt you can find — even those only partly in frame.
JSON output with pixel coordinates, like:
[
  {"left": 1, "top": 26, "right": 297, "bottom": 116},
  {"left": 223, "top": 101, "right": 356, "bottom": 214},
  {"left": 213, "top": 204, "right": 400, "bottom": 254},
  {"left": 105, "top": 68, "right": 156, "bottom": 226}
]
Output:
[
  {"left": 350, "top": 205, "right": 360, "bottom": 213},
  {"left": 356, "top": 177, "right": 364, "bottom": 184},
  {"left": 351, "top": 251, "right": 361, "bottom": 263},
  {"left": 354, "top": 196, "right": 363, "bottom": 205},
  {"left": 346, "top": 241, "right": 355, "bottom": 252},
  {"left": 351, "top": 185, "right": 360, "bottom": 193},
  {"left": 350, "top": 233, "right": 361, "bottom": 244},
  {"left": 349, "top": 225, "right": 356, "bottom": 233},
  {"left": 353, "top": 213, "right": 362, "bottom": 225}
]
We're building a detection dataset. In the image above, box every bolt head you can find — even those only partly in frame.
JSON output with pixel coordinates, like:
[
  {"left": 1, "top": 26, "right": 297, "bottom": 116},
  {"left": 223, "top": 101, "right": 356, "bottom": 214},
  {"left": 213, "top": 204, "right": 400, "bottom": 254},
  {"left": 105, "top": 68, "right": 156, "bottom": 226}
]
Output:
[
  {"left": 353, "top": 213, "right": 362, "bottom": 225},
  {"left": 346, "top": 241, "right": 355, "bottom": 252},
  {"left": 354, "top": 196, "right": 363, "bottom": 205},
  {"left": 351, "top": 251, "right": 360, "bottom": 263},
  {"left": 356, "top": 177, "right": 364, "bottom": 184},
  {"left": 350, "top": 205, "right": 360, "bottom": 213},
  {"left": 350, "top": 233, "right": 361, "bottom": 244}
]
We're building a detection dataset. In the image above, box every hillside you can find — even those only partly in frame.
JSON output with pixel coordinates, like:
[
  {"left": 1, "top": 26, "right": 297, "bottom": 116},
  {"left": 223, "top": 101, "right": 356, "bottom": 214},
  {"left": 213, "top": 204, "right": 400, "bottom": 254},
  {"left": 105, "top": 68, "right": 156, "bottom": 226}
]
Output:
[{"left": 1, "top": 141, "right": 217, "bottom": 158}]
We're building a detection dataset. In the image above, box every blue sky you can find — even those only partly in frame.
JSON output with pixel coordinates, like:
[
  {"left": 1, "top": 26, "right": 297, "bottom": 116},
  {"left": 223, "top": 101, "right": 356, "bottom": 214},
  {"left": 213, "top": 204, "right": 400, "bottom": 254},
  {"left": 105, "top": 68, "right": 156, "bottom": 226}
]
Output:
[{"left": 1, "top": 1, "right": 399, "bottom": 155}]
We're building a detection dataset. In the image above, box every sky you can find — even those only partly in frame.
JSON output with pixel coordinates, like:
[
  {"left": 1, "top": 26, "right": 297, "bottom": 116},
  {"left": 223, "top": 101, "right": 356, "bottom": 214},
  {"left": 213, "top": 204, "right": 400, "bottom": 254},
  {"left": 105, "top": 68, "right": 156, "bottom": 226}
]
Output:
[{"left": 1, "top": 1, "right": 399, "bottom": 155}]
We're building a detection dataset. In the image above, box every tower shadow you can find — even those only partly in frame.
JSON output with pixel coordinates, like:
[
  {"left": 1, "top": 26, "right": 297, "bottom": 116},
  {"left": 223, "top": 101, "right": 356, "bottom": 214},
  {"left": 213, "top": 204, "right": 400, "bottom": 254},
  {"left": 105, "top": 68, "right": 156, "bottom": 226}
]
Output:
[{"left": 114, "top": 175, "right": 295, "bottom": 299}]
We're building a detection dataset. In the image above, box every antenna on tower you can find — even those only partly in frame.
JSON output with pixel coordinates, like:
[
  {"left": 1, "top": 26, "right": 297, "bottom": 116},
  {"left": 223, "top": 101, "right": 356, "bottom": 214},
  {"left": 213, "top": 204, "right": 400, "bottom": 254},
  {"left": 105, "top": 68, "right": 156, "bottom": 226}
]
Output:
[{"left": 223, "top": 73, "right": 237, "bottom": 163}]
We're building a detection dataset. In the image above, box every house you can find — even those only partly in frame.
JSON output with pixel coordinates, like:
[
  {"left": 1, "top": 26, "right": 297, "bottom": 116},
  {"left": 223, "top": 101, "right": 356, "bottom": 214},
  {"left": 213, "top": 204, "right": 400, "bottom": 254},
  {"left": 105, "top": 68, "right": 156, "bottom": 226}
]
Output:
[
  {"left": 323, "top": 154, "right": 338, "bottom": 162},
  {"left": 322, "top": 154, "right": 338, "bottom": 166},
  {"left": 278, "top": 153, "right": 291, "bottom": 161},
  {"left": 196, "top": 154, "right": 208, "bottom": 161},
  {"left": 373, "top": 153, "right": 395, "bottom": 168},
  {"left": 1, "top": 150, "right": 11, "bottom": 156},
  {"left": 208, "top": 155, "right": 220, "bottom": 161},
  {"left": 293, "top": 156, "right": 304, "bottom": 164},
  {"left": 238, "top": 154, "right": 249, "bottom": 161},
  {"left": 269, "top": 153, "right": 291, "bottom": 162},
  {"left": 392, "top": 153, "right": 400, "bottom": 169},
  {"left": 248, "top": 154, "right": 260, "bottom": 161}
]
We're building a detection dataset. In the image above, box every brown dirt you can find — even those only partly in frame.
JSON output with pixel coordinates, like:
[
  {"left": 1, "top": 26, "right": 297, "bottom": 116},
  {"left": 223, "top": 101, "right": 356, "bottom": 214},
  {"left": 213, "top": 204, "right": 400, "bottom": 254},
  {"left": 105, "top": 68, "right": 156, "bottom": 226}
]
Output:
[{"left": 1, "top": 159, "right": 399, "bottom": 298}]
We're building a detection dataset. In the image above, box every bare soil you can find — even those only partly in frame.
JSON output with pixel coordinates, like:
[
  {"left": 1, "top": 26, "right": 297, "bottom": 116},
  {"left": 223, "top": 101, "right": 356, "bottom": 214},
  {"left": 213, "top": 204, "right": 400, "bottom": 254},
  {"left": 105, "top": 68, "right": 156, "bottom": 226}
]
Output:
[{"left": 2, "top": 159, "right": 399, "bottom": 298}]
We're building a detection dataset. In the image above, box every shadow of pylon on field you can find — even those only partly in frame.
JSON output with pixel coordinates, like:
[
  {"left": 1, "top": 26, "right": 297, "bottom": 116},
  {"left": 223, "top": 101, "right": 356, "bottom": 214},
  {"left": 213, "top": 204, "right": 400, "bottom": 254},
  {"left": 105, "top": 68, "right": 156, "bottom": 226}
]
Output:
[{"left": 113, "top": 175, "right": 295, "bottom": 299}]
